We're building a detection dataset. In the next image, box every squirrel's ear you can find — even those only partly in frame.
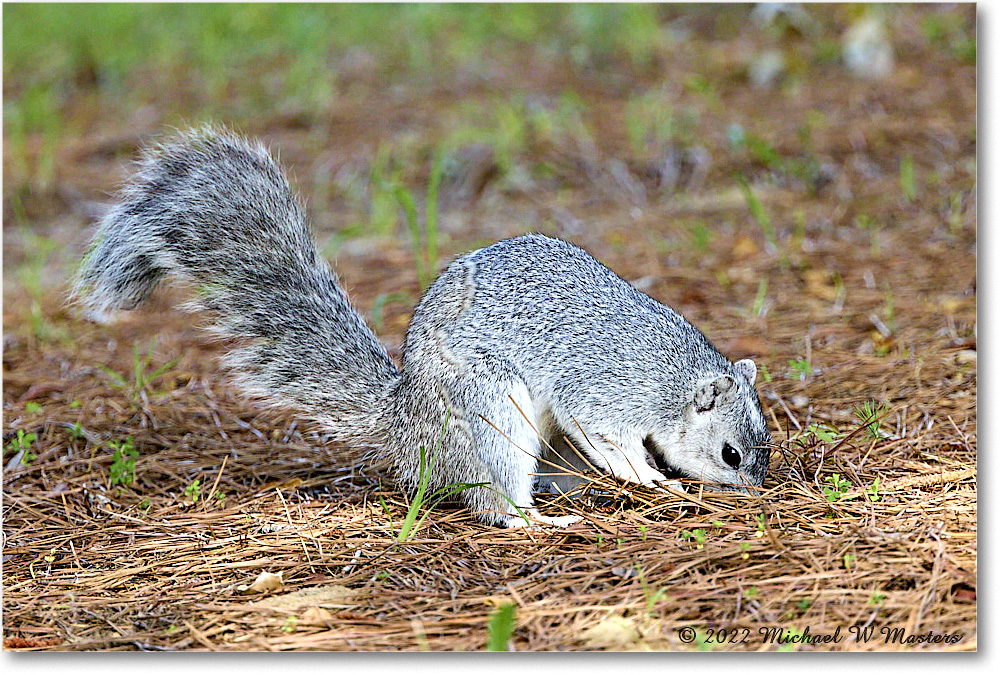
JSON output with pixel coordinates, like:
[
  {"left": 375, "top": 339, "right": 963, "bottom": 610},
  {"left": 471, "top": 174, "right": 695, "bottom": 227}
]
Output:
[
  {"left": 692, "top": 374, "right": 737, "bottom": 413},
  {"left": 734, "top": 359, "right": 757, "bottom": 385}
]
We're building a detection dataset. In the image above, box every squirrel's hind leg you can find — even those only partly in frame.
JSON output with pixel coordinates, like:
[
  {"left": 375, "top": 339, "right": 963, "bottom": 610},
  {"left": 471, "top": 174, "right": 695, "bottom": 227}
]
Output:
[{"left": 455, "top": 361, "right": 576, "bottom": 527}]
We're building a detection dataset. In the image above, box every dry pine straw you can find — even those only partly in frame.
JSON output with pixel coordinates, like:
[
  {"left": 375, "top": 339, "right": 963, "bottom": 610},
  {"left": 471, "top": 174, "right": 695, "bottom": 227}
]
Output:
[{"left": 1, "top": 326, "right": 977, "bottom": 651}]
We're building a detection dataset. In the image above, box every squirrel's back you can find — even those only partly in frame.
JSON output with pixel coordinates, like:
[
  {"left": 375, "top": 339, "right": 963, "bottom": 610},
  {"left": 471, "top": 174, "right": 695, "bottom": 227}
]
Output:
[{"left": 408, "top": 234, "right": 731, "bottom": 411}]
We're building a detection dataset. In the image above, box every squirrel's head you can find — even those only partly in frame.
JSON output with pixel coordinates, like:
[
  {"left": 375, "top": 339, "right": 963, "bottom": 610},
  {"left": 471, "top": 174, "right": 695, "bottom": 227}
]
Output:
[{"left": 655, "top": 359, "right": 772, "bottom": 492}]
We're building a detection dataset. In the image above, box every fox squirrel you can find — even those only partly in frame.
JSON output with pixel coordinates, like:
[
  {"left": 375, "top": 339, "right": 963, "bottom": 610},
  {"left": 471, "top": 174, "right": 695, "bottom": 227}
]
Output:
[{"left": 75, "top": 127, "right": 772, "bottom": 527}]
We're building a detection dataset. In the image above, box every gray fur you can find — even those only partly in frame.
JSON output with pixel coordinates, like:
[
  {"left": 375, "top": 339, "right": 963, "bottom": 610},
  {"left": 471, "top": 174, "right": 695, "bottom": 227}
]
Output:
[{"left": 73, "top": 127, "right": 772, "bottom": 528}]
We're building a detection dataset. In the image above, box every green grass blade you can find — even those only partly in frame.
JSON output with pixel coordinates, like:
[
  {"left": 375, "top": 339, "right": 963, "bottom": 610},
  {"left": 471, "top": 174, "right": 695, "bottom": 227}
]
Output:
[
  {"left": 147, "top": 357, "right": 179, "bottom": 382},
  {"left": 393, "top": 184, "right": 428, "bottom": 288},
  {"left": 486, "top": 602, "right": 516, "bottom": 651},
  {"left": 370, "top": 291, "right": 412, "bottom": 333},
  {"left": 411, "top": 481, "right": 490, "bottom": 535},
  {"left": 900, "top": 153, "right": 916, "bottom": 202},
  {"left": 97, "top": 365, "right": 129, "bottom": 389},
  {"left": 397, "top": 444, "right": 434, "bottom": 542},
  {"left": 425, "top": 150, "right": 444, "bottom": 279},
  {"left": 378, "top": 493, "right": 397, "bottom": 539},
  {"left": 735, "top": 173, "right": 776, "bottom": 246}
]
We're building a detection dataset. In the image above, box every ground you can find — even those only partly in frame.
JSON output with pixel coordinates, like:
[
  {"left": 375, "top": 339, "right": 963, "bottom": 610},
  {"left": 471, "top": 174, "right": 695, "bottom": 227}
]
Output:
[{"left": 2, "top": 4, "right": 976, "bottom": 651}]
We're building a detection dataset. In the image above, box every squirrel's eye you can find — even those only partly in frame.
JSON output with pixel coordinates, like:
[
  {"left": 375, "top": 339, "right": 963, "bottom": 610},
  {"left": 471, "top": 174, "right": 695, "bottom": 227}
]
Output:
[{"left": 722, "top": 442, "right": 741, "bottom": 469}]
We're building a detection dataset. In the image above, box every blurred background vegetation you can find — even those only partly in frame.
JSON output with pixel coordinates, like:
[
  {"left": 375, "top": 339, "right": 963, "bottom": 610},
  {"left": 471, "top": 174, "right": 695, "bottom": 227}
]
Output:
[
  {"left": 2, "top": 2, "right": 976, "bottom": 319},
  {"left": 4, "top": 4, "right": 975, "bottom": 193}
]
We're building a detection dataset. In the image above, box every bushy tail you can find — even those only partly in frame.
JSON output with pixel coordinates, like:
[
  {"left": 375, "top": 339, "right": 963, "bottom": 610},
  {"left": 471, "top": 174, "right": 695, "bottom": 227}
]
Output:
[{"left": 73, "top": 126, "right": 400, "bottom": 441}]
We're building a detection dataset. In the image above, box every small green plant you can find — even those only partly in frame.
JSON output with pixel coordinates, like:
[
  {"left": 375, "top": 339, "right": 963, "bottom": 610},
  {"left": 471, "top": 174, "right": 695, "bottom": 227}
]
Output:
[
  {"left": 184, "top": 478, "right": 202, "bottom": 503},
  {"left": 796, "top": 598, "right": 812, "bottom": 612},
  {"left": 759, "top": 364, "right": 773, "bottom": 383},
  {"left": 8, "top": 429, "right": 38, "bottom": 466},
  {"left": 854, "top": 400, "right": 890, "bottom": 439},
  {"left": 805, "top": 423, "right": 840, "bottom": 444},
  {"left": 625, "top": 88, "right": 683, "bottom": 155},
  {"left": 684, "top": 75, "right": 720, "bottom": 109},
  {"left": 791, "top": 208, "right": 807, "bottom": 249},
  {"left": 732, "top": 121, "right": 828, "bottom": 196},
  {"left": 754, "top": 513, "right": 767, "bottom": 538},
  {"left": 139, "top": 498, "right": 151, "bottom": 513},
  {"left": 866, "top": 476, "right": 883, "bottom": 503},
  {"left": 383, "top": 412, "right": 494, "bottom": 541},
  {"left": 281, "top": 616, "right": 297, "bottom": 634},
  {"left": 368, "top": 145, "right": 399, "bottom": 236},
  {"left": 843, "top": 553, "right": 856, "bottom": 570},
  {"left": 638, "top": 525, "right": 648, "bottom": 540},
  {"left": 14, "top": 229, "right": 65, "bottom": 343},
  {"left": 854, "top": 213, "right": 881, "bottom": 255},
  {"left": 100, "top": 341, "right": 178, "bottom": 405},
  {"left": 213, "top": 489, "right": 227, "bottom": 508},
  {"left": 788, "top": 358, "right": 812, "bottom": 380},
  {"left": 730, "top": 122, "right": 828, "bottom": 196},
  {"left": 899, "top": 153, "right": 916, "bottom": 202},
  {"left": 636, "top": 565, "right": 667, "bottom": 616},
  {"left": 391, "top": 150, "right": 444, "bottom": 290},
  {"left": 822, "top": 474, "right": 852, "bottom": 503},
  {"left": 69, "top": 399, "right": 81, "bottom": 409},
  {"left": 739, "top": 542, "right": 751, "bottom": 560},
  {"left": 869, "top": 591, "right": 886, "bottom": 607},
  {"left": 686, "top": 220, "right": 712, "bottom": 251},
  {"left": 5, "top": 84, "right": 61, "bottom": 196},
  {"left": 743, "top": 586, "right": 760, "bottom": 600},
  {"left": 108, "top": 436, "right": 139, "bottom": 487},
  {"left": 734, "top": 129, "right": 782, "bottom": 170},
  {"left": 736, "top": 173, "right": 777, "bottom": 247},
  {"left": 681, "top": 528, "right": 707, "bottom": 549},
  {"left": 486, "top": 602, "right": 516, "bottom": 651},
  {"left": 68, "top": 422, "right": 85, "bottom": 440},
  {"left": 921, "top": 13, "right": 948, "bottom": 42},
  {"left": 881, "top": 282, "right": 896, "bottom": 333},
  {"left": 752, "top": 276, "right": 769, "bottom": 317},
  {"left": 25, "top": 401, "right": 42, "bottom": 414}
]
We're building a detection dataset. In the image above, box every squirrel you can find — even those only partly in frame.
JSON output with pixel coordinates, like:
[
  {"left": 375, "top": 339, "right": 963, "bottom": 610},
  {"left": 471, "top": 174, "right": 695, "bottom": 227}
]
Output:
[{"left": 73, "top": 126, "right": 773, "bottom": 528}]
